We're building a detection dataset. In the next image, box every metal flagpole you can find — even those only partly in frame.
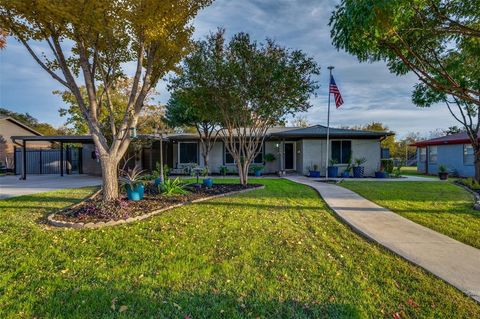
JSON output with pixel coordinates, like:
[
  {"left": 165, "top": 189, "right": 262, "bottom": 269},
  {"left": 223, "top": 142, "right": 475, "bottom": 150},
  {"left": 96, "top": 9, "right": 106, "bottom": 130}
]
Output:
[{"left": 326, "top": 66, "right": 334, "bottom": 179}]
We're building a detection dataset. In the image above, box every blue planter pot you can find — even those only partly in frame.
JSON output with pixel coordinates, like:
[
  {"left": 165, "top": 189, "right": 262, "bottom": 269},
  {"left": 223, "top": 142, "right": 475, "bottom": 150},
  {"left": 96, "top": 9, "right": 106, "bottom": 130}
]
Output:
[
  {"left": 309, "top": 170, "right": 321, "bottom": 178},
  {"left": 375, "top": 171, "right": 387, "bottom": 178},
  {"left": 203, "top": 178, "right": 213, "bottom": 188},
  {"left": 353, "top": 166, "right": 364, "bottom": 178},
  {"left": 136, "top": 183, "right": 145, "bottom": 199},
  {"left": 341, "top": 171, "right": 350, "bottom": 178},
  {"left": 327, "top": 166, "right": 339, "bottom": 178},
  {"left": 154, "top": 177, "right": 162, "bottom": 187},
  {"left": 126, "top": 185, "right": 142, "bottom": 201},
  {"left": 254, "top": 170, "right": 262, "bottom": 177}
]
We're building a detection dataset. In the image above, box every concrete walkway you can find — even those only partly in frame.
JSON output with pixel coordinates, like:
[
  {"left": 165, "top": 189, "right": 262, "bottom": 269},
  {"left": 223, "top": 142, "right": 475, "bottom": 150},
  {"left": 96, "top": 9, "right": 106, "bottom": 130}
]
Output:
[
  {"left": 0, "top": 175, "right": 102, "bottom": 199},
  {"left": 286, "top": 176, "right": 480, "bottom": 303}
]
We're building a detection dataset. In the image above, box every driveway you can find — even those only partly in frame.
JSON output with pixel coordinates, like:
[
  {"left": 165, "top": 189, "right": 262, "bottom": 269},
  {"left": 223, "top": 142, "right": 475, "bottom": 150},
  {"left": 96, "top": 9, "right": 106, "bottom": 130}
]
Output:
[{"left": 0, "top": 175, "right": 102, "bottom": 199}]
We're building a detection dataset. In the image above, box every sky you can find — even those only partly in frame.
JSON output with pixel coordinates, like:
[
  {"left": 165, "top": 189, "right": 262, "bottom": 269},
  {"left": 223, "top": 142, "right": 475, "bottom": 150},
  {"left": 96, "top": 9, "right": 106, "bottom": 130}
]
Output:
[{"left": 0, "top": 0, "right": 456, "bottom": 138}]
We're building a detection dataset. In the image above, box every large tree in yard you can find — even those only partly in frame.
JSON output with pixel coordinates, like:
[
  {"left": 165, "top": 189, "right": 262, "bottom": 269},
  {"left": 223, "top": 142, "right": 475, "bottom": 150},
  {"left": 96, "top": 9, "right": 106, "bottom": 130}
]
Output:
[
  {"left": 171, "top": 30, "right": 320, "bottom": 185},
  {"left": 330, "top": 0, "right": 480, "bottom": 179},
  {"left": 0, "top": 0, "right": 212, "bottom": 201}
]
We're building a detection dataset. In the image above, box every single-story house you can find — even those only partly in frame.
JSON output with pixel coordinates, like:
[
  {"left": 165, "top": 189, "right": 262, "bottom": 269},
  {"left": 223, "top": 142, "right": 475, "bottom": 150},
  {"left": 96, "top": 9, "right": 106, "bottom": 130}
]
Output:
[
  {"left": 413, "top": 132, "right": 476, "bottom": 177},
  {"left": 0, "top": 115, "right": 52, "bottom": 169},
  {"left": 12, "top": 125, "right": 392, "bottom": 178}
]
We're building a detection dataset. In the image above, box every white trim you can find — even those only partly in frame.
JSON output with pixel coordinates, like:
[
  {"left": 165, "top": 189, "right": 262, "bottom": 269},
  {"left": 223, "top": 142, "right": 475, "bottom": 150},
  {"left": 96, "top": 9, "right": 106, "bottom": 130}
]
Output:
[
  {"left": 178, "top": 141, "right": 199, "bottom": 165},
  {"left": 283, "top": 141, "right": 296, "bottom": 170}
]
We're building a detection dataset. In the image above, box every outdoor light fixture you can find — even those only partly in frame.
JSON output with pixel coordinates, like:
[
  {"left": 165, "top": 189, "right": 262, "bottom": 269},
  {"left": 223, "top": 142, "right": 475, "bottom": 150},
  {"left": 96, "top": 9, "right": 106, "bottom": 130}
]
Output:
[{"left": 129, "top": 127, "right": 137, "bottom": 138}]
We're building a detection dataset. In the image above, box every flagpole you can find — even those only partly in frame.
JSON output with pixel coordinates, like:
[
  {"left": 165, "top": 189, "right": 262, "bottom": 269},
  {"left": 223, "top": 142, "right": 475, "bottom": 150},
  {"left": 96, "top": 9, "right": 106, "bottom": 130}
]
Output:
[{"left": 326, "top": 66, "right": 334, "bottom": 179}]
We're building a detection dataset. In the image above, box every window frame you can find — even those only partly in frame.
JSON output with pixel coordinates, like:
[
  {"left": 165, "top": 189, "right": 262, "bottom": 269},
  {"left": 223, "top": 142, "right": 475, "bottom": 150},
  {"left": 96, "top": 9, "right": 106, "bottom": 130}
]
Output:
[
  {"left": 224, "top": 142, "right": 264, "bottom": 165},
  {"left": 464, "top": 144, "right": 474, "bottom": 166},
  {"left": 428, "top": 146, "right": 438, "bottom": 164},
  {"left": 178, "top": 141, "right": 198, "bottom": 165},
  {"left": 331, "top": 140, "right": 352, "bottom": 164},
  {"left": 419, "top": 147, "right": 427, "bottom": 163}
]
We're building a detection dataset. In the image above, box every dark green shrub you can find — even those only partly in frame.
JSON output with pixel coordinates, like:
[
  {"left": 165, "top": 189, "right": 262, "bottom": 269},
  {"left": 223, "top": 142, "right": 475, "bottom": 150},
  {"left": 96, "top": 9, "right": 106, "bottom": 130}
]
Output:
[{"left": 381, "top": 159, "right": 394, "bottom": 174}]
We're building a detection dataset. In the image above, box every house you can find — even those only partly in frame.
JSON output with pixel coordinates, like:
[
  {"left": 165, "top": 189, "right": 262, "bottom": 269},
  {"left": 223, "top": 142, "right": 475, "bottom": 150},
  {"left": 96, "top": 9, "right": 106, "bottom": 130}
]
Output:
[
  {"left": 413, "top": 132, "right": 476, "bottom": 177},
  {"left": 0, "top": 116, "right": 52, "bottom": 169},
  {"left": 11, "top": 125, "right": 392, "bottom": 178}
]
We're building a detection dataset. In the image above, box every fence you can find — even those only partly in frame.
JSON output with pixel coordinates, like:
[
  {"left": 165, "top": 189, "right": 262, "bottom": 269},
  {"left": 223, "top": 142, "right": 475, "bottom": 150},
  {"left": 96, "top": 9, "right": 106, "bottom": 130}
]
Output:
[{"left": 14, "top": 147, "right": 81, "bottom": 175}]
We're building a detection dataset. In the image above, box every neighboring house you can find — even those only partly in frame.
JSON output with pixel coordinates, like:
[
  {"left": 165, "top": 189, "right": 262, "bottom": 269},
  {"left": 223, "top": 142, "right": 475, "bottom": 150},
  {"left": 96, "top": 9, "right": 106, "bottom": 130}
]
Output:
[
  {"left": 12, "top": 124, "right": 391, "bottom": 177},
  {"left": 0, "top": 115, "right": 52, "bottom": 169},
  {"left": 413, "top": 132, "right": 475, "bottom": 177}
]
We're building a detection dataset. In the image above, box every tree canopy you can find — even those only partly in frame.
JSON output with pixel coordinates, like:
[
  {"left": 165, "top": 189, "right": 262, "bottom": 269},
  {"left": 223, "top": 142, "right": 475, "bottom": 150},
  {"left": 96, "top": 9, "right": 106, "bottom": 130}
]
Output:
[{"left": 0, "top": 107, "right": 59, "bottom": 135}]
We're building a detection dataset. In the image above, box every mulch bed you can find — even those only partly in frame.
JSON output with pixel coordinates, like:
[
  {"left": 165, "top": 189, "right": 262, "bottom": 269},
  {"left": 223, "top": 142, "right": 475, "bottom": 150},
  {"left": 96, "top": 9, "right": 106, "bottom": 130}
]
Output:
[{"left": 53, "top": 183, "right": 262, "bottom": 224}]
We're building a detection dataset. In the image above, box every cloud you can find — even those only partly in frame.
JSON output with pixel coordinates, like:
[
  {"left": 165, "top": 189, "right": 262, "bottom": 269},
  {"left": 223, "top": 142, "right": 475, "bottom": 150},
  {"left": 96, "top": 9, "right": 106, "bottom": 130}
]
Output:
[{"left": 0, "top": 0, "right": 457, "bottom": 137}]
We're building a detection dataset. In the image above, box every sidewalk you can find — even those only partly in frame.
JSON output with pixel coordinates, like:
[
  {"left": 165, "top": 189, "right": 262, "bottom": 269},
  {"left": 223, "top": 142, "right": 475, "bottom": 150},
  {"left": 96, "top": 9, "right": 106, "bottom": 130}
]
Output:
[{"left": 286, "top": 176, "right": 480, "bottom": 303}]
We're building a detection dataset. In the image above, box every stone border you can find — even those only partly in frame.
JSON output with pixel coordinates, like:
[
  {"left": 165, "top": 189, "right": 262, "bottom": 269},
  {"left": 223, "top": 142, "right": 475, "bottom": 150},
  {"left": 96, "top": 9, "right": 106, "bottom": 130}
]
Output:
[
  {"left": 454, "top": 181, "right": 480, "bottom": 210},
  {"left": 47, "top": 185, "right": 265, "bottom": 229}
]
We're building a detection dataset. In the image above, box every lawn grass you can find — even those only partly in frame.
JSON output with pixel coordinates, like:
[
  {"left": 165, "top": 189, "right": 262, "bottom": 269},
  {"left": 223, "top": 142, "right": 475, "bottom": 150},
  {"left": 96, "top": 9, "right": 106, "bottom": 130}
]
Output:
[
  {"left": 0, "top": 179, "right": 479, "bottom": 318},
  {"left": 340, "top": 181, "right": 480, "bottom": 249},
  {"left": 400, "top": 166, "right": 436, "bottom": 178}
]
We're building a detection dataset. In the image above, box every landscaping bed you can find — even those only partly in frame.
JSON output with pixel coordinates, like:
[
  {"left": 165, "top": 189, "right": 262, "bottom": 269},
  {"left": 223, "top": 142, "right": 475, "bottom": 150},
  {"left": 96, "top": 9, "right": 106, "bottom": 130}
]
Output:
[{"left": 51, "top": 183, "right": 262, "bottom": 224}]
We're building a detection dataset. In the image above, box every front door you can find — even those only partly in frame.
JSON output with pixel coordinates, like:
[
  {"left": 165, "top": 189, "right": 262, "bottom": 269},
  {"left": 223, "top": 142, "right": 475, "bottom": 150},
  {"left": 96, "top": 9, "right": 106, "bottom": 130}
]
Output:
[{"left": 284, "top": 142, "right": 295, "bottom": 170}]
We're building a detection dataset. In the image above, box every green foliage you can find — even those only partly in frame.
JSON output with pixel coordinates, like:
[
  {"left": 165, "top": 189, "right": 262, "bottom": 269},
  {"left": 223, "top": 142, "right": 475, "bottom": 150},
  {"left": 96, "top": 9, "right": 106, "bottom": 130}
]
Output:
[
  {"left": 354, "top": 157, "right": 367, "bottom": 167},
  {"left": 219, "top": 165, "right": 229, "bottom": 176},
  {"left": 438, "top": 164, "right": 448, "bottom": 173},
  {"left": 159, "top": 177, "right": 188, "bottom": 196},
  {"left": 381, "top": 159, "right": 394, "bottom": 174},
  {"left": 460, "top": 178, "right": 480, "bottom": 190},
  {"left": 0, "top": 182, "right": 479, "bottom": 317},
  {"left": 393, "top": 161, "right": 404, "bottom": 177},
  {"left": 328, "top": 159, "right": 338, "bottom": 166},
  {"left": 264, "top": 153, "right": 276, "bottom": 162},
  {"left": 119, "top": 166, "right": 144, "bottom": 189},
  {"left": 249, "top": 165, "right": 264, "bottom": 173}
]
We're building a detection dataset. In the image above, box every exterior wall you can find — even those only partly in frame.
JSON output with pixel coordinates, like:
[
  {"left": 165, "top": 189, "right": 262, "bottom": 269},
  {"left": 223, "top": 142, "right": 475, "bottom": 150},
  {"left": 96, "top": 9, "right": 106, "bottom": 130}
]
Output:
[
  {"left": 82, "top": 144, "right": 102, "bottom": 175},
  {"left": 417, "top": 147, "right": 427, "bottom": 173},
  {"left": 0, "top": 119, "right": 51, "bottom": 168},
  {"left": 417, "top": 144, "right": 474, "bottom": 177},
  {"left": 296, "top": 140, "right": 303, "bottom": 175},
  {"left": 300, "top": 139, "right": 380, "bottom": 176}
]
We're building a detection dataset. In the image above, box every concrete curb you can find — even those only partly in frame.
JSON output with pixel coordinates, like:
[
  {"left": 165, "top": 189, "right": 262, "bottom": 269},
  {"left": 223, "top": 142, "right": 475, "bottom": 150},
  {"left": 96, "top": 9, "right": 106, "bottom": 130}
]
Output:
[
  {"left": 47, "top": 185, "right": 264, "bottom": 229},
  {"left": 454, "top": 182, "right": 480, "bottom": 210}
]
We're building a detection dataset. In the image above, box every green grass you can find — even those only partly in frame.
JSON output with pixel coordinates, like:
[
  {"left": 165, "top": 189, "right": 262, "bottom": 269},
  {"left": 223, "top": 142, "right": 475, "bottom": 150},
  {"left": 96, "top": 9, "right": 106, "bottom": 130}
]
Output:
[
  {"left": 0, "top": 179, "right": 479, "bottom": 318},
  {"left": 399, "top": 166, "right": 436, "bottom": 178},
  {"left": 340, "top": 181, "right": 480, "bottom": 249}
]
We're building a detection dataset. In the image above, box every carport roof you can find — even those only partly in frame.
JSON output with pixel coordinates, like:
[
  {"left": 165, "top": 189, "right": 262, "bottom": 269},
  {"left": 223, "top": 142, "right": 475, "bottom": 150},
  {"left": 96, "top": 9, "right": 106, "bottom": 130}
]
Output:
[
  {"left": 11, "top": 135, "right": 95, "bottom": 143},
  {"left": 270, "top": 125, "right": 394, "bottom": 139}
]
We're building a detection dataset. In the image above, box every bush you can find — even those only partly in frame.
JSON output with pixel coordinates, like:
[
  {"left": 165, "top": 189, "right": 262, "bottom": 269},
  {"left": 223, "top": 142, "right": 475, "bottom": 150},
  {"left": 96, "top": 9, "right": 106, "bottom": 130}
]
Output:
[
  {"left": 381, "top": 159, "right": 394, "bottom": 174},
  {"left": 264, "top": 153, "right": 276, "bottom": 162},
  {"left": 459, "top": 177, "right": 480, "bottom": 190}
]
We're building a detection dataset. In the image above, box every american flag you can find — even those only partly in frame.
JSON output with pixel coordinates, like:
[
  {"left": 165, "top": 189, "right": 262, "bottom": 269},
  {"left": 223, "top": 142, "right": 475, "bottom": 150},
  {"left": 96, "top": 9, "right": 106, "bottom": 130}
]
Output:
[{"left": 329, "top": 75, "right": 344, "bottom": 108}]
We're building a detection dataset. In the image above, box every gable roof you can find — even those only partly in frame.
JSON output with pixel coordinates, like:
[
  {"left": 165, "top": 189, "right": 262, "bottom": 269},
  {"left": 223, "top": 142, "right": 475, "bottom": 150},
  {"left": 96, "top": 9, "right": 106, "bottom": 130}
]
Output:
[
  {"left": 0, "top": 116, "right": 43, "bottom": 136},
  {"left": 413, "top": 132, "right": 474, "bottom": 147},
  {"left": 270, "top": 125, "right": 393, "bottom": 139}
]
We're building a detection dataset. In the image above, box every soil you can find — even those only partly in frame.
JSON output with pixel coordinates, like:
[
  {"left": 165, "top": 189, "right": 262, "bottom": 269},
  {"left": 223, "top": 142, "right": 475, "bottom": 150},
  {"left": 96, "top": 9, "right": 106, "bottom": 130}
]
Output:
[{"left": 53, "top": 183, "right": 262, "bottom": 223}]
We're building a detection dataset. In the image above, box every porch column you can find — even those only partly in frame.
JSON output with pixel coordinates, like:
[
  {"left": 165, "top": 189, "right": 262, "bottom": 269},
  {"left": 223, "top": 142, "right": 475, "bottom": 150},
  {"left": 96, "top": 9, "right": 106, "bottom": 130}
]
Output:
[
  {"left": 60, "top": 142, "right": 64, "bottom": 177},
  {"left": 280, "top": 139, "right": 285, "bottom": 174},
  {"left": 21, "top": 140, "right": 26, "bottom": 180}
]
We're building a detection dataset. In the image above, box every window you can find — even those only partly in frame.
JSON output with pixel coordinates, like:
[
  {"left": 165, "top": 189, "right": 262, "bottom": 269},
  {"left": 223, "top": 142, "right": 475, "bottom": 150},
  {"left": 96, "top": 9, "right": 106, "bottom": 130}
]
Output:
[
  {"left": 419, "top": 147, "right": 427, "bottom": 162},
  {"left": 331, "top": 140, "right": 351, "bottom": 164},
  {"left": 464, "top": 144, "right": 474, "bottom": 165},
  {"left": 179, "top": 142, "right": 198, "bottom": 164},
  {"left": 225, "top": 143, "right": 263, "bottom": 164},
  {"left": 429, "top": 146, "right": 437, "bottom": 163}
]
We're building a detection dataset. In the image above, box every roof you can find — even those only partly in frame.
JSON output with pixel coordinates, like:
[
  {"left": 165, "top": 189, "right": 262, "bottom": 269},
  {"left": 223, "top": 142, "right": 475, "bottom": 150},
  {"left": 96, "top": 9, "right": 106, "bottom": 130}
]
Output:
[
  {"left": 270, "top": 125, "right": 393, "bottom": 139},
  {"left": 11, "top": 135, "right": 94, "bottom": 144},
  {"left": 163, "top": 127, "right": 302, "bottom": 141},
  {"left": 413, "top": 132, "right": 474, "bottom": 147},
  {"left": 0, "top": 116, "right": 44, "bottom": 136}
]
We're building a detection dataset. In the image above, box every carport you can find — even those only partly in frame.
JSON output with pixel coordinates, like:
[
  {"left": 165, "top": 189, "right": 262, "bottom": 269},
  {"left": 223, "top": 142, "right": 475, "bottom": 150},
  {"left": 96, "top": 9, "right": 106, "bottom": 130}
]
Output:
[{"left": 11, "top": 135, "right": 94, "bottom": 180}]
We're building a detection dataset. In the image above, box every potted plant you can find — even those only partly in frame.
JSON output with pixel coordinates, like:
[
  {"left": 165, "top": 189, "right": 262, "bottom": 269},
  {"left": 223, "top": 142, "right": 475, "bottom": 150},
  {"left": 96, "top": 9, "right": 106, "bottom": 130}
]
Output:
[
  {"left": 375, "top": 165, "right": 387, "bottom": 178},
  {"left": 308, "top": 163, "right": 321, "bottom": 177},
  {"left": 250, "top": 164, "right": 264, "bottom": 177},
  {"left": 438, "top": 164, "right": 449, "bottom": 180},
  {"left": 119, "top": 166, "right": 145, "bottom": 201},
  {"left": 341, "top": 158, "right": 352, "bottom": 178},
  {"left": 353, "top": 157, "right": 367, "bottom": 178},
  {"left": 328, "top": 159, "right": 339, "bottom": 178}
]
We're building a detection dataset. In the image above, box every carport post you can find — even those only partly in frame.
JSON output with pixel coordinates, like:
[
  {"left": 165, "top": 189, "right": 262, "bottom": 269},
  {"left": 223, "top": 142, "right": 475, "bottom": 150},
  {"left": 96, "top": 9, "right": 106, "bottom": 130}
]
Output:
[
  {"left": 21, "top": 140, "right": 27, "bottom": 180},
  {"left": 60, "top": 142, "right": 64, "bottom": 177}
]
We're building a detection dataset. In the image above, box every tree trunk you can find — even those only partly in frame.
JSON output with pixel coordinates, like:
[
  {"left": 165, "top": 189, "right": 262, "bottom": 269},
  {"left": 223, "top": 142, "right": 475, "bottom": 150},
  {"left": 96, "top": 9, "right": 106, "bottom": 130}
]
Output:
[
  {"left": 237, "top": 161, "right": 249, "bottom": 186},
  {"left": 100, "top": 156, "right": 120, "bottom": 201},
  {"left": 203, "top": 152, "right": 209, "bottom": 174}
]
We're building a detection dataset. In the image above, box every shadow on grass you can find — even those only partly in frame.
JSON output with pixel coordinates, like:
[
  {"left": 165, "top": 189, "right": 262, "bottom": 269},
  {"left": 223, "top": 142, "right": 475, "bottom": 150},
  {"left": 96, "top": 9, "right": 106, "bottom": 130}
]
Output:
[
  {"left": 195, "top": 200, "right": 322, "bottom": 211},
  {"left": 32, "top": 286, "right": 363, "bottom": 319}
]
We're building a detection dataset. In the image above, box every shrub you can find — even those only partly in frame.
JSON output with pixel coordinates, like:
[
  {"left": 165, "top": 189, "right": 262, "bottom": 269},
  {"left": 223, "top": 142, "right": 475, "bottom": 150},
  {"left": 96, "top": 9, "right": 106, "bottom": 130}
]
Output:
[
  {"left": 159, "top": 178, "right": 189, "bottom": 196},
  {"left": 250, "top": 164, "right": 264, "bottom": 173},
  {"left": 381, "top": 159, "right": 394, "bottom": 174},
  {"left": 459, "top": 177, "right": 480, "bottom": 190},
  {"left": 354, "top": 157, "right": 367, "bottom": 166},
  {"left": 264, "top": 153, "right": 276, "bottom": 162},
  {"left": 219, "top": 165, "right": 229, "bottom": 176}
]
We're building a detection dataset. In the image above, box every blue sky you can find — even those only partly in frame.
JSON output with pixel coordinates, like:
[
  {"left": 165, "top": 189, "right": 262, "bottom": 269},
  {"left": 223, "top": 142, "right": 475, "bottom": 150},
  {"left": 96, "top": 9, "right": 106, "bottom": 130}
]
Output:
[{"left": 0, "top": 0, "right": 455, "bottom": 137}]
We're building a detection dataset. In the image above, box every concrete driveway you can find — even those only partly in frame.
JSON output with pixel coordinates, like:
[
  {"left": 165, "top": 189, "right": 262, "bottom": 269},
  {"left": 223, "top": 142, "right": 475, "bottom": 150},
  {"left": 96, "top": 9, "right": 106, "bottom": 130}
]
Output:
[{"left": 0, "top": 175, "right": 102, "bottom": 199}]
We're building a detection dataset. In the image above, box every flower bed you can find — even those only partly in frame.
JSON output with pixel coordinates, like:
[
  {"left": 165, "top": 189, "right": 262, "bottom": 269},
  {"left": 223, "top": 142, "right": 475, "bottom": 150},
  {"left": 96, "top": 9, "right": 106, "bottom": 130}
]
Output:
[{"left": 48, "top": 183, "right": 264, "bottom": 228}]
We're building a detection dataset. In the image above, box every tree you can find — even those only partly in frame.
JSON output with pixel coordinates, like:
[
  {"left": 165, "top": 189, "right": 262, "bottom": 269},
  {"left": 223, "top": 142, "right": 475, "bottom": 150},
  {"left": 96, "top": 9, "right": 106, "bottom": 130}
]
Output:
[
  {"left": 354, "top": 122, "right": 396, "bottom": 156},
  {"left": 330, "top": 0, "right": 480, "bottom": 179},
  {"left": 290, "top": 115, "right": 310, "bottom": 128},
  {"left": 0, "top": 28, "right": 6, "bottom": 49},
  {"left": 173, "top": 29, "right": 319, "bottom": 185},
  {"left": 1, "top": 0, "right": 212, "bottom": 201},
  {"left": 0, "top": 107, "right": 58, "bottom": 135},
  {"left": 164, "top": 91, "right": 220, "bottom": 172},
  {"left": 444, "top": 125, "right": 463, "bottom": 136}
]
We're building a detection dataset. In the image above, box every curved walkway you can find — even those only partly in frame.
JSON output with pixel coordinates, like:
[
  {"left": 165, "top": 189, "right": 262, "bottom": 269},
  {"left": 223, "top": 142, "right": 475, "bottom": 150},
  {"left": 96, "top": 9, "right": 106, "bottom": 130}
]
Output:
[{"left": 286, "top": 176, "right": 480, "bottom": 303}]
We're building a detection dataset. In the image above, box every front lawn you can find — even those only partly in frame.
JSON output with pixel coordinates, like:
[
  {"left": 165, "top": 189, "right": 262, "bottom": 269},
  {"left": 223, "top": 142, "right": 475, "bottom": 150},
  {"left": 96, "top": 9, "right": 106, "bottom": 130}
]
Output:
[
  {"left": 340, "top": 181, "right": 480, "bottom": 249},
  {"left": 0, "top": 179, "right": 479, "bottom": 318},
  {"left": 400, "top": 166, "right": 436, "bottom": 178}
]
